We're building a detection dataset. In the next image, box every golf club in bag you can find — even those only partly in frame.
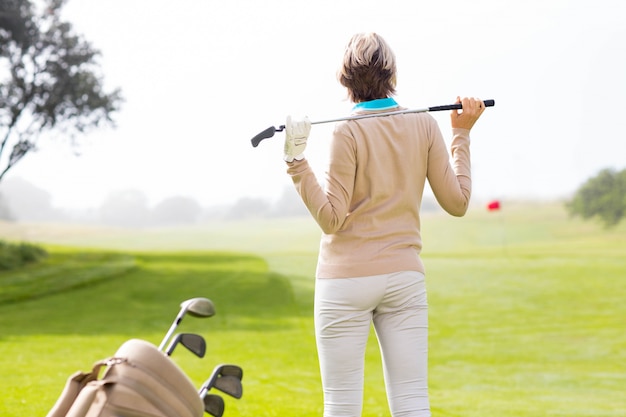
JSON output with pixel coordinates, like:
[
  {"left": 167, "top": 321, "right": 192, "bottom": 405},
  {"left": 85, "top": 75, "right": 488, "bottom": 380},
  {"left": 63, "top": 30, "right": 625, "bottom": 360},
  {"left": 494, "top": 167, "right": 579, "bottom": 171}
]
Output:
[
  {"left": 158, "top": 297, "right": 216, "bottom": 351},
  {"left": 250, "top": 99, "right": 495, "bottom": 147},
  {"left": 165, "top": 333, "right": 207, "bottom": 358},
  {"left": 46, "top": 297, "right": 243, "bottom": 417}
]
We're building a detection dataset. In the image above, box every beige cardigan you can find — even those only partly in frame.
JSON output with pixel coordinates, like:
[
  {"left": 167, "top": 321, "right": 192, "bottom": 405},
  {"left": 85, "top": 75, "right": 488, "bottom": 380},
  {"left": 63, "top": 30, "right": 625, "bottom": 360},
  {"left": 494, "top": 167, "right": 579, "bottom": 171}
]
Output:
[{"left": 287, "top": 108, "right": 471, "bottom": 278}]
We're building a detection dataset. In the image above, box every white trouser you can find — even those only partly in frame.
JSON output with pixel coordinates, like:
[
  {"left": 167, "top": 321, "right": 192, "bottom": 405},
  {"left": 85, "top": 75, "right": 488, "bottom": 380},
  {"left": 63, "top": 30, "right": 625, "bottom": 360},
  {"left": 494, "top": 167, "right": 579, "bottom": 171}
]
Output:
[{"left": 314, "top": 271, "right": 430, "bottom": 417}]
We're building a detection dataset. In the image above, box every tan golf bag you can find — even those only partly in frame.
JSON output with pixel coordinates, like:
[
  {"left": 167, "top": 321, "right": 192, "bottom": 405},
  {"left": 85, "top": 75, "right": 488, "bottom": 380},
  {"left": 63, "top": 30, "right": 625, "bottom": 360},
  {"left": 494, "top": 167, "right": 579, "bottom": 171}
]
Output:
[{"left": 46, "top": 339, "right": 204, "bottom": 417}]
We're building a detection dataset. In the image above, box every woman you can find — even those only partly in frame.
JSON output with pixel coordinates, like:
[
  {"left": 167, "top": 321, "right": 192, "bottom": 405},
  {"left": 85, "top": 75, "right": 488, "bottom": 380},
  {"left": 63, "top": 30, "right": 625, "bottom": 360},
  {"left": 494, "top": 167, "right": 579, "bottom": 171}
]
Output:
[{"left": 283, "top": 32, "right": 485, "bottom": 417}]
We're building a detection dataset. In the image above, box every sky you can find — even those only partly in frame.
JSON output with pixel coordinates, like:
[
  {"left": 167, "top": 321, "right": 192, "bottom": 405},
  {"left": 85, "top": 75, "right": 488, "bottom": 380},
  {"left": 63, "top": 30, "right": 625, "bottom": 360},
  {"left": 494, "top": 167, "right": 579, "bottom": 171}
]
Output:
[{"left": 5, "top": 0, "right": 626, "bottom": 209}]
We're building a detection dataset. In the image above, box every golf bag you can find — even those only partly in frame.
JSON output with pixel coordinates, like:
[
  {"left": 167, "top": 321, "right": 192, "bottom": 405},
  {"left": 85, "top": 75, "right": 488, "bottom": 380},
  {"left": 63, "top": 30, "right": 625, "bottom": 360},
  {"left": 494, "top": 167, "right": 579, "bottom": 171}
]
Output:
[{"left": 46, "top": 338, "right": 204, "bottom": 417}]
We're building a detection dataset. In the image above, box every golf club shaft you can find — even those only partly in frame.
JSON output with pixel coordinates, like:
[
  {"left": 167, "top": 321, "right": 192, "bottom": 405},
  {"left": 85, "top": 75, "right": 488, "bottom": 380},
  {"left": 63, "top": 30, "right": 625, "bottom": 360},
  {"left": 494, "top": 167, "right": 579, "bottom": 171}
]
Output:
[
  {"left": 309, "top": 99, "right": 494, "bottom": 126},
  {"left": 250, "top": 99, "right": 494, "bottom": 147},
  {"left": 158, "top": 314, "right": 183, "bottom": 351}
]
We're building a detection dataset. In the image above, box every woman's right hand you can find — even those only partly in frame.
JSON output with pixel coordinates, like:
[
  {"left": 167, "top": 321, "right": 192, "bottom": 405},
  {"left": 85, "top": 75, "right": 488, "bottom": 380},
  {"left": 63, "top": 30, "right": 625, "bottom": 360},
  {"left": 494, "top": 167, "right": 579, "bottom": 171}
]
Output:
[{"left": 450, "top": 96, "right": 485, "bottom": 130}]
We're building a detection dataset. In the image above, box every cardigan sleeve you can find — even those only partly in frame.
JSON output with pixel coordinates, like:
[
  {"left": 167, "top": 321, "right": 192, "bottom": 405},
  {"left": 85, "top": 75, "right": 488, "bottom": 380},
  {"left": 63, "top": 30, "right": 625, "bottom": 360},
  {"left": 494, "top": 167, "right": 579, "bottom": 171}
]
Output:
[
  {"left": 286, "top": 129, "right": 356, "bottom": 234},
  {"left": 426, "top": 127, "right": 472, "bottom": 216}
]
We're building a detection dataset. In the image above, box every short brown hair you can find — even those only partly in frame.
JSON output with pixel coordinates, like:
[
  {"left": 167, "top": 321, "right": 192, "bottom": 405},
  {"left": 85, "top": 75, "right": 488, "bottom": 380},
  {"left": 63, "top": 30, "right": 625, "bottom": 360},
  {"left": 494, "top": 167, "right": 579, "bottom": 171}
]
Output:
[{"left": 337, "top": 33, "right": 397, "bottom": 103}]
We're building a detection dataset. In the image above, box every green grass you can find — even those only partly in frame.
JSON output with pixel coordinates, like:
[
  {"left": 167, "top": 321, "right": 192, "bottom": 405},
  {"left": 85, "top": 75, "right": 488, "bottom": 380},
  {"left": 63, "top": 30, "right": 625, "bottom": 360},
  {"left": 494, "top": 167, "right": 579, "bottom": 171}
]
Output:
[
  {"left": 0, "top": 201, "right": 625, "bottom": 416},
  {"left": 0, "top": 249, "right": 137, "bottom": 304}
]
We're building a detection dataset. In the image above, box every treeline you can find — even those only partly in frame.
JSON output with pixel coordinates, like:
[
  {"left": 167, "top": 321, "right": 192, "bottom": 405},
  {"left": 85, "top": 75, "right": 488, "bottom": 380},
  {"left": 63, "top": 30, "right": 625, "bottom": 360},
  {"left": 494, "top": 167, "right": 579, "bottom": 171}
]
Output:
[
  {"left": 6, "top": 166, "right": 623, "bottom": 229},
  {"left": 0, "top": 177, "right": 308, "bottom": 227}
]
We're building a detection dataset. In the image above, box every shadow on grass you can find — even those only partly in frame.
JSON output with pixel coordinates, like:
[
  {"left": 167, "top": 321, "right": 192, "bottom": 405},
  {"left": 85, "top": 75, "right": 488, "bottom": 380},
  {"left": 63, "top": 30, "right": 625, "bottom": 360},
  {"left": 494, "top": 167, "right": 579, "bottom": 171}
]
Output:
[
  {"left": 0, "top": 250, "right": 312, "bottom": 337},
  {"left": 0, "top": 251, "right": 138, "bottom": 305}
]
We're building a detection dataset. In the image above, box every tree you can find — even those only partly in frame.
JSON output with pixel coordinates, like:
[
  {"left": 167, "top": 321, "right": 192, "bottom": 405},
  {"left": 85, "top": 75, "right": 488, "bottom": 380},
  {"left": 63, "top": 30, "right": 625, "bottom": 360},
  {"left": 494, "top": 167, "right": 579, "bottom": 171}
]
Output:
[
  {"left": 566, "top": 168, "right": 626, "bottom": 228},
  {"left": 99, "top": 189, "right": 150, "bottom": 228},
  {"left": 0, "top": 0, "right": 122, "bottom": 182},
  {"left": 0, "top": 191, "right": 12, "bottom": 220},
  {"left": 0, "top": 176, "right": 62, "bottom": 221},
  {"left": 228, "top": 197, "right": 270, "bottom": 219},
  {"left": 269, "top": 186, "right": 308, "bottom": 217},
  {"left": 151, "top": 196, "right": 203, "bottom": 226}
]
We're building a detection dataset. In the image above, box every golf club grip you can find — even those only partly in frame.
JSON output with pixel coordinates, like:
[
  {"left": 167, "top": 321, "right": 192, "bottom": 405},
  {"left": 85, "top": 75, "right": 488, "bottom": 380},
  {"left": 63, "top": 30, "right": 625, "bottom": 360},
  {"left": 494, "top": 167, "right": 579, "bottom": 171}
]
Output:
[
  {"left": 250, "top": 132, "right": 266, "bottom": 148},
  {"left": 429, "top": 99, "right": 495, "bottom": 112},
  {"left": 251, "top": 126, "right": 277, "bottom": 147}
]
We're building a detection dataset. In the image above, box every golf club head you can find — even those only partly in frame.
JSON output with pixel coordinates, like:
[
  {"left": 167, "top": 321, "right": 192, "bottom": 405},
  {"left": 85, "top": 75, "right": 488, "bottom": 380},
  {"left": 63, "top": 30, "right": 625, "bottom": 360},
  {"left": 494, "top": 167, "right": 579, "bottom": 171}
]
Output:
[
  {"left": 165, "top": 333, "right": 207, "bottom": 358},
  {"left": 214, "top": 375, "right": 243, "bottom": 399},
  {"left": 158, "top": 297, "right": 215, "bottom": 351},
  {"left": 203, "top": 394, "right": 225, "bottom": 417},
  {"left": 183, "top": 297, "right": 216, "bottom": 318},
  {"left": 199, "top": 364, "right": 244, "bottom": 399}
]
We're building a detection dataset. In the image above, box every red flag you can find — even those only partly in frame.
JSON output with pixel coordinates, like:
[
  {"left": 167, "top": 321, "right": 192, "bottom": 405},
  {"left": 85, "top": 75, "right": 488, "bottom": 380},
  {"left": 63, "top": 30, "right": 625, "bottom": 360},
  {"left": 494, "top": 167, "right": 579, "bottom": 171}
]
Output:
[{"left": 487, "top": 200, "right": 501, "bottom": 211}]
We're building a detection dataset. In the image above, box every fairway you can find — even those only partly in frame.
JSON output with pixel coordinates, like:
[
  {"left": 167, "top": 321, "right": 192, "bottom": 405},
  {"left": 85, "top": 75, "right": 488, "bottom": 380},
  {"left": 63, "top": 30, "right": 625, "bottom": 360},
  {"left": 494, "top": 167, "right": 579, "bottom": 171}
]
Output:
[{"left": 0, "top": 202, "right": 625, "bottom": 416}]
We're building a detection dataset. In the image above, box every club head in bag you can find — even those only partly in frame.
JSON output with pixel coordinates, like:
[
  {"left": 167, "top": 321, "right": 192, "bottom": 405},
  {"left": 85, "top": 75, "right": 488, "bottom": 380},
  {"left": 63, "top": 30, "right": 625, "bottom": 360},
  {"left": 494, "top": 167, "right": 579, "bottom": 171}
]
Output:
[
  {"left": 158, "top": 297, "right": 216, "bottom": 351},
  {"left": 199, "top": 364, "right": 244, "bottom": 399},
  {"left": 165, "top": 333, "right": 207, "bottom": 358},
  {"left": 203, "top": 394, "right": 225, "bottom": 417},
  {"left": 184, "top": 297, "right": 216, "bottom": 318}
]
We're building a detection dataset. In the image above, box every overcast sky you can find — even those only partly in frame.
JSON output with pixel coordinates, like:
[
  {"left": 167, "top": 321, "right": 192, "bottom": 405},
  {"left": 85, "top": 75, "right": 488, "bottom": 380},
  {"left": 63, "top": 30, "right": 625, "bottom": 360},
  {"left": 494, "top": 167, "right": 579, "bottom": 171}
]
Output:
[{"left": 5, "top": 0, "right": 626, "bottom": 209}]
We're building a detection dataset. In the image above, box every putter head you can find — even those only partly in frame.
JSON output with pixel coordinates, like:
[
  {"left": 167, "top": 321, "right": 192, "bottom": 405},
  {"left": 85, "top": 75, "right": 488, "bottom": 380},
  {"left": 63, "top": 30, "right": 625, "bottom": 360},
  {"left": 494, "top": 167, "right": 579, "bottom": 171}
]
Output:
[
  {"left": 199, "top": 364, "right": 244, "bottom": 399},
  {"left": 182, "top": 297, "right": 216, "bottom": 318},
  {"left": 203, "top": 394, "right": 225, "bottom": 417}
]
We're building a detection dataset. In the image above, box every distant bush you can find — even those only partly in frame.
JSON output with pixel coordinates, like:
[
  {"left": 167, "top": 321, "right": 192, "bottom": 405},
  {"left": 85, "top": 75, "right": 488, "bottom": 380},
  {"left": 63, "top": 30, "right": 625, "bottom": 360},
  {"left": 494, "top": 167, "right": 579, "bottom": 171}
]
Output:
[
  {"left": 567, "top": 168, "right": 626, "bottom": 228},
  {"left": 0, "top": 240, "right": 48, "bottom": 270}
]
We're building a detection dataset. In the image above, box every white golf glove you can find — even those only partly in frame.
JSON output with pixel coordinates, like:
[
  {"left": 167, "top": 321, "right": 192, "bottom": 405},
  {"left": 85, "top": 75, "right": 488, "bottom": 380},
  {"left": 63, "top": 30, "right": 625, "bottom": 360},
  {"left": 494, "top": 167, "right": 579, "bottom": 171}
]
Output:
[{"left": 284, "top": 115, "right": 311, "bottom": 162}]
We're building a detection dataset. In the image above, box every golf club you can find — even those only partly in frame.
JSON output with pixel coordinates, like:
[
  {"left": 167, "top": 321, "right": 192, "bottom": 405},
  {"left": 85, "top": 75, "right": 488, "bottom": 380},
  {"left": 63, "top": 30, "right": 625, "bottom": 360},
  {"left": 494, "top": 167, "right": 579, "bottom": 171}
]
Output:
[
  {"left": 203, "top": 394, "right": 225, "bottom": 417},
  {"left": 198, "top": 364, "right": 244, "bottom": 400},
  {"left": 165, "top": 333, "right": 207, "bottom": 358},
  {"left": 158, "top": 297, "right": 216, "bottom": 351},
  {"left": 250, "top": 98, "right": 495, "bottom": 147}
]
